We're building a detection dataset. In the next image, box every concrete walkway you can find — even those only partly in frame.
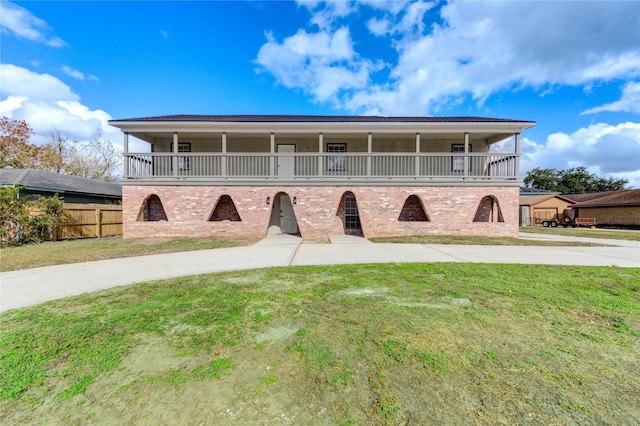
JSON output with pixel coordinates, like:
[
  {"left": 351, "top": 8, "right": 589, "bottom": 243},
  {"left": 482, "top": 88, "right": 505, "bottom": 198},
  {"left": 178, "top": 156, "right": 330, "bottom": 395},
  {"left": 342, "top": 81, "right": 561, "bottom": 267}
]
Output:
[{"left": 1, "top": 233, "right": 638, "bottom": 313}]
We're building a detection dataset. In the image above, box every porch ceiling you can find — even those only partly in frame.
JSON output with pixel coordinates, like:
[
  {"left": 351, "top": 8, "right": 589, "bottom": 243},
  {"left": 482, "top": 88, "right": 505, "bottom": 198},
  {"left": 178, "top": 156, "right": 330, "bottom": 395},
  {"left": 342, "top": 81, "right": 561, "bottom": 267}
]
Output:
[{"left": 125, "top": 130, "right": 513, "bottom": 144}]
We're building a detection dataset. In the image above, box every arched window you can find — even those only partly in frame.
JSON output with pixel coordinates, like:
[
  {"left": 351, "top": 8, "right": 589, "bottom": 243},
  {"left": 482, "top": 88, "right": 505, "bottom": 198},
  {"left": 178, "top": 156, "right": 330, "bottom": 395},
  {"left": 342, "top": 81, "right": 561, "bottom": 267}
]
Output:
[
  {"left": 398, "top": 195, "right": 429, "bottom": 222},
  {"left": 337, "top": 192, "right": 362, "bottom": 233},
  {"left": 137, "top": 194, "right": 168, "bottom": 222},
  {"left": 208, "top": 195, "right": 241, "bottom": 221},
  {"left": 473, "top": 196, "right": 504, "bottom": 222}
]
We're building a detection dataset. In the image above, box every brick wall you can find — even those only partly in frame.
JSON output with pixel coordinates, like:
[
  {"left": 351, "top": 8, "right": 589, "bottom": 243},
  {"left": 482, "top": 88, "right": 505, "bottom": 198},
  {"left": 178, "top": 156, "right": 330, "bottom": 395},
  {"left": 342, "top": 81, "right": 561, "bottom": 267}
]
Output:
[
  {"left": 123, "top": 185, "right": 519, "bottom": 241},
  {"left": 576, "top": 206, "right": 640, "bottom": 226}
]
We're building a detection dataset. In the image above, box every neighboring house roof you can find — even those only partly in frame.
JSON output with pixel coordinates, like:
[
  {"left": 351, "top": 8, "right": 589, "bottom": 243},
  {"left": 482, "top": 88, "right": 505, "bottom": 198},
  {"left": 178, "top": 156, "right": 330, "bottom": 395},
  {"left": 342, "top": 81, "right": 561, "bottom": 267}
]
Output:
[
  {"left": 520, "top": 186, "right": 559, "bottom": 196},
  {"left": 110, "top": 114, "right": 535, "bottom": 124},
  {"left": 563, "top": 190, "right": 627, "bottom": 203},
  {"left": 0, "top": 168, "right": 122, "bottom": 198},
  {"left": 519, "top": 194, "right": 576, "bottom": 206},
  {"left": 571, "top": 189, "right": 640, "bottom": 208}
]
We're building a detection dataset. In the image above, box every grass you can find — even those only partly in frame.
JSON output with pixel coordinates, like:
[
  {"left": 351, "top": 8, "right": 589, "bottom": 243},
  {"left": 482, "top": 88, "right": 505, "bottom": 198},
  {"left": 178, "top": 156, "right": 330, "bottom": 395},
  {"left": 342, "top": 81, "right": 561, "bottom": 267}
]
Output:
[
  {"left": 1, "top": 263, "right": 638, "bottom": 424},
  {"left": 519, "top": 226, "right": 640, "bottom": 241},
  {"left": 371, "top": 233, "right": 603, "bottom": 245},
  {"left": 0, "top": 235, "right": 257, "bottom": 272}
]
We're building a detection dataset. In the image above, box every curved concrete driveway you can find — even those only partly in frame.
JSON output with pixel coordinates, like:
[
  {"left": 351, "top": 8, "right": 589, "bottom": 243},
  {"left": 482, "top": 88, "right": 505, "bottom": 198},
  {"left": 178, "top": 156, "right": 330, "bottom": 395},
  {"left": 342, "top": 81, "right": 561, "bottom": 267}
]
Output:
[{"left": 1, "top": 233, "right": 638, "bottom": 313}]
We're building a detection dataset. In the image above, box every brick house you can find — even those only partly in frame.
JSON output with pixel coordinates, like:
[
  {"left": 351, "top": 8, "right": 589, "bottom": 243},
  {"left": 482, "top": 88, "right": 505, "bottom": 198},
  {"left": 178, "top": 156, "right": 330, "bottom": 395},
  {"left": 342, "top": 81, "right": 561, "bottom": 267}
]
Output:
[
  {"left": 108, "top": 115, "right": 535, "bottom": 241},
  {"left": 570, "top": 189, "right": 640, "bottom": 228}
]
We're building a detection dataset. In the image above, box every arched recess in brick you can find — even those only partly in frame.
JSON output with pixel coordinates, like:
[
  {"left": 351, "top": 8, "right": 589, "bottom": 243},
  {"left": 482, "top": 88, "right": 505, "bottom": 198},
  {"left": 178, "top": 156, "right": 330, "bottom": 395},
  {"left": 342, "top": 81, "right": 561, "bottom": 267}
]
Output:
[
  {"left": 267, "top": 192, "right": 299, "bottom": 234},
  {"left": 208, "top": 195, "right": 241, "bottom": 221},
  {"left": 336, "top": 191, "right": 362, "bottom": 234},
  {"left": 398, "top": 195, "right": 429, "bottom": 222},
  {"left": 137, "top": 194, "right": 168, "bottom": 222},
  {"left": 473, "top": 195, "right": 504, "bottom": 222}
]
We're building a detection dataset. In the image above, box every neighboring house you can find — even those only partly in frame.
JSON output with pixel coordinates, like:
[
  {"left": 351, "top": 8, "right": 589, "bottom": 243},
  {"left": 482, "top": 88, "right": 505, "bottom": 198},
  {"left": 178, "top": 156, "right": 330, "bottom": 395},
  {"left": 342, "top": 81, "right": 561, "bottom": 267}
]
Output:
[
  {"left": 0, "top": 168, "right": 122, "bottom": 204},
  {"left": 108, "top": 115, "right": 535, "bottom": 241},
  {"left": 570, "top": 189, "right": 640, "bottom": 228},
  {"left": 519, "top": 194, "right": 576, "bottom": 226},
  {"left": 520, "top": 186, "right": 559, "bottom": 197}
]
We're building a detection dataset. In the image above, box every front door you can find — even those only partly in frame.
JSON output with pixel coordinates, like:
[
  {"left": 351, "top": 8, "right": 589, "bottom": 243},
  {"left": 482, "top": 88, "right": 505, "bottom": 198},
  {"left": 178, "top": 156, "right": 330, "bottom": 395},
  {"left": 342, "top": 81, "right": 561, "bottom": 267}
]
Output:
[
  {"left": 280, "top": 194, "right": 298, "bottom": 234},
  {"left": 278, "top": 145, "right": 295, "bottom": 178}
]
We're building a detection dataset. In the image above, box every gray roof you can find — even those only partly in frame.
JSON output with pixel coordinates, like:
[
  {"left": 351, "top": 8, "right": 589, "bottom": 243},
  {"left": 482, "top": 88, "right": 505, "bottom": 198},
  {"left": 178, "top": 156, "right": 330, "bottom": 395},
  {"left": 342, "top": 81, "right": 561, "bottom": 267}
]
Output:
[
  {"left": 110, "top": 114, "right": 535, "bottom": 124},
  {"left": 0, "top": 168, "right": 121, "bottom": 198}
]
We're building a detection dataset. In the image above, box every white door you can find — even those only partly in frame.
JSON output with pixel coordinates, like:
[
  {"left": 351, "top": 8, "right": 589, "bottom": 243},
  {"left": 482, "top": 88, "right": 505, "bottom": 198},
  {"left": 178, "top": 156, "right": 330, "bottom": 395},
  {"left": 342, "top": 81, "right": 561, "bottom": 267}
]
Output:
[
  {"left": 278, "top": 145, "right": 295, "bottom": 178},
  {"left": 280, "top": 194, "right": 298, "bottom": 234}
]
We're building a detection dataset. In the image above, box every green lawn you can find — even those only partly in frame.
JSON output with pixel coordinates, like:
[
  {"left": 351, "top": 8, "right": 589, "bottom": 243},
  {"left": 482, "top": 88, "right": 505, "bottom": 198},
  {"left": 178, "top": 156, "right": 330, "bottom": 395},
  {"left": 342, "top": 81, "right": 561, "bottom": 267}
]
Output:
[
  {"left": 0, "top": 236, "right": 257, "bottom": 272},
  {"left": 1, "top": 263, "right": 638, "bottom": 425},
  {"left": 519, "top": 226, "right": 640, "bottom": 241}
]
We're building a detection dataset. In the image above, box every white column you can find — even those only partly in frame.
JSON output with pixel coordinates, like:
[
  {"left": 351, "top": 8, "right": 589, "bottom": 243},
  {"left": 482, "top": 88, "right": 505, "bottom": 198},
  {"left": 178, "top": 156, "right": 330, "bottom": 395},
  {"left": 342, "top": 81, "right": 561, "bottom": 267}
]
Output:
[
  {"left": 173, "top": 132, "right": 178, "bottom": 177},
  {"left": 464, "top": 132, "right": 469, "bottom": 177},
  {"left": 123, "top": 132, "right": 129, "bottom": 178},
  {"left": 270, "top": 132, "right": 275, "bottom": 177},
  {"left": 318, "top": 132, "right": 324, "bottom": 177},
  {"left": 367, "top": 132, "right": 372, "bottom": 177},
  {"left": 415, "top": 132, "right": 420, "bottom": 177},
  {"left": 514, "top": 132, "right": 520, "bottom": 179},
  {"left": 221, "top": 132, "right": 227, "bottom": 177}
]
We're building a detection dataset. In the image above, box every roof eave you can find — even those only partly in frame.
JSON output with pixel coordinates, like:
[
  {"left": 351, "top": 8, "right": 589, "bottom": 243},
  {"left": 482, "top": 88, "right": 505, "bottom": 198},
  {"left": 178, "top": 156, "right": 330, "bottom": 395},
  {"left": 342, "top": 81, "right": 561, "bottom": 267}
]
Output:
[{"left": 109, "top": 119, "right": 536, "bottom": 135}]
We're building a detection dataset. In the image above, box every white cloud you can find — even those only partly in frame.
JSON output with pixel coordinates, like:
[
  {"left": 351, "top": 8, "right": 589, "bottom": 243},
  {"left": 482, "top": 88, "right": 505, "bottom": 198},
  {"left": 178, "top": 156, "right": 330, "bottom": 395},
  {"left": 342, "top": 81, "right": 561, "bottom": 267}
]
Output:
[
  {"left": 256, "top": 27, "right": 381, "bottom": 103},
  {"left": 257, "top": 0, "right": 640, "bottom": 115},
  {"left": 521, "top": 122, "right": 640, "bottom": 189},
  {"left": 582, "top": 81, "right": 640, "bottom": 115},
  {"left": 0, "top": 95, "right": 26, "bottom": 115},
  {"left": 0, "top": 1, "right": 66, "bottom": 47},
  {"left": 297, "top": 0, "right": 356, "bottom": 31},
  {"left": 160, "top": 30, "right": 169, "bottom": 39},
  {"left": 0, "top": 64, "right": 122, "bottom": 150},
  {"left": 1, "top": 64, "right": 78, "bottom": 101},
  {"left": 61, "top": 66, "right": 84, "bottom": 80}
]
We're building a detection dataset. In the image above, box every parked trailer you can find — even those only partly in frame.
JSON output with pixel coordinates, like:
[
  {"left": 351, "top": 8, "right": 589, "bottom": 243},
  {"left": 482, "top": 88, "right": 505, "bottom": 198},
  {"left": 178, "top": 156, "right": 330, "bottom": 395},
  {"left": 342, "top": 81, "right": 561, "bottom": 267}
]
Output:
[{"left": 540, "top": 210, "right": 597, "bottom": 228}]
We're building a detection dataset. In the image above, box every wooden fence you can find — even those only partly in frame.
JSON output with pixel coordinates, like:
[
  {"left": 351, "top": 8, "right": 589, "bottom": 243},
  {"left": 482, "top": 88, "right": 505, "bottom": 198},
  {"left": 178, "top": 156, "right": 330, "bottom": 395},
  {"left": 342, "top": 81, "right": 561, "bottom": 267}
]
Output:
[{"left": 58, "top": 203, "right": 123, "bottom": 239}]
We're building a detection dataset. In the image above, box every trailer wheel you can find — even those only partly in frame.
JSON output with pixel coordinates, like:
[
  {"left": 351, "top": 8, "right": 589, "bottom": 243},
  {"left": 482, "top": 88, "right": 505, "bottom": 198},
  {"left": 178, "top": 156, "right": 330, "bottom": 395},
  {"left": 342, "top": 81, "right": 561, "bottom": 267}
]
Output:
[
  {"left": 542, "top": 220, "right": 550, "bottom": 227},
  {"left": 563, "top": 216, "right": 572, "bottom": 223},
  {"left": 550, "top": 221, "right": 558, "bottom": 227}
]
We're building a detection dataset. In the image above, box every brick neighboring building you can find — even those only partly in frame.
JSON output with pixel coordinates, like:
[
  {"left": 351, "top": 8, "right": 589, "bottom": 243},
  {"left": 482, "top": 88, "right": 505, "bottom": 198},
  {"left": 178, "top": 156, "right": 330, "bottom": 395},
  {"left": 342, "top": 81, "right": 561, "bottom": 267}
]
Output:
[
  {"left": 570, "top": 189, "right": 640, "bottom": 228},
  {"left": 108, "top": 115, "right": 535, "bottom": 241}
]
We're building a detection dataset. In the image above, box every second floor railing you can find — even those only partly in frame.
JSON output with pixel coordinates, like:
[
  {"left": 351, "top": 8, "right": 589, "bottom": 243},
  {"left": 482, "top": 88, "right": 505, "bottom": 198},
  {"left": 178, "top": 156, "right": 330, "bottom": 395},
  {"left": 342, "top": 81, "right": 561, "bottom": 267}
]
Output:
[{"left": 124, "top": 152, "right": 519, "bottom": 182}]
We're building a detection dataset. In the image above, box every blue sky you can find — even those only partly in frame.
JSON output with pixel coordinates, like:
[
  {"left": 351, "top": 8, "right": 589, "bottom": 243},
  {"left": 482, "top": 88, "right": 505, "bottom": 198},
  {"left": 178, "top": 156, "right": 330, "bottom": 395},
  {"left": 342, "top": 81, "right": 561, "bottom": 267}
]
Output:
[{"left": 1, "top": 0, "right": 639, "bottom": 187}]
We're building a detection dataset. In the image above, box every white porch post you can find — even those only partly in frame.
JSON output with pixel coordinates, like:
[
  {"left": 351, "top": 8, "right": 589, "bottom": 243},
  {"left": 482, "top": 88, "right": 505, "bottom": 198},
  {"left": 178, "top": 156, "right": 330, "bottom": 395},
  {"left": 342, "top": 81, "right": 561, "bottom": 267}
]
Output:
[
  {"left": 514, "top": 132, "right": 520, "bottom": 179},
  {"left": 464, "top": 132, "right": 469, "bottom": 177},
  {"left": 415, "top": 132, "right": 420, "bottom": 177},
  {"left": 270, "top": 132, "right": 275, "bottom": 177},
  {"left": 318, "top": 132, "right": 324, "bottom": 177},
  {"left": 173, "top": 132, "right": 178, "bottom": 177},
  {"left": 367, "top": 132, "right": 372, "bottom": 177},
  {"left": 221, "top": 132, "right": 227, "bottom": 178},
  {"left": 123, "top": 132, "right": 129, "bottom": 178}
]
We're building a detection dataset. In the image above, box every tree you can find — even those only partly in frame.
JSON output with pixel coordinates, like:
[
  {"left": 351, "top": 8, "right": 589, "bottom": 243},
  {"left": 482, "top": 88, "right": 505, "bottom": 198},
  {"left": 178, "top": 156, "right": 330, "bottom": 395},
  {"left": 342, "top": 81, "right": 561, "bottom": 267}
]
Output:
[
  {"left": 524, "top": 167, "right": 628, "bottom": 194},
  {"left": 1, "top": 116, "right": 121, "bottom": 182},
  {"left": 41, "top": 130, "right": 121, "bottom": 182},
  {"left": 0, "top": 117, "right": 39, "bottom": 168}
]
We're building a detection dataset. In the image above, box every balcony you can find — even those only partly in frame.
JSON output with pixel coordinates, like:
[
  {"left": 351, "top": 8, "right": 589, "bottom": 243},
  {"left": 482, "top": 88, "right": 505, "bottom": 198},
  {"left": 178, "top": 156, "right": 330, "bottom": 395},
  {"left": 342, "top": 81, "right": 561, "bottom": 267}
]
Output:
[{"left": 124, "top": 152, "right": 520, "bottom": 185}]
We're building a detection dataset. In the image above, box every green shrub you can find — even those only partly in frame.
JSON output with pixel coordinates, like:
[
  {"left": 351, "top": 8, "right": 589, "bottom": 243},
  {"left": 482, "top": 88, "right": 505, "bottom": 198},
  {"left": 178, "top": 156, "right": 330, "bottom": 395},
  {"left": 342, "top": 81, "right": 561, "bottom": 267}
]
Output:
[{"left": 0, "top": 187, "right": 66, "bottom": 245}]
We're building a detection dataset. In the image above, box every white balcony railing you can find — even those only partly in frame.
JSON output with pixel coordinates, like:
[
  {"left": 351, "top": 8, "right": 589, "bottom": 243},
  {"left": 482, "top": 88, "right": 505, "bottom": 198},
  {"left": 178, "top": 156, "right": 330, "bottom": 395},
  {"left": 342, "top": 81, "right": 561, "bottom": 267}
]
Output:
[{"left": 124, "top": 152, "right": 519, "bottom": 183}]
